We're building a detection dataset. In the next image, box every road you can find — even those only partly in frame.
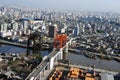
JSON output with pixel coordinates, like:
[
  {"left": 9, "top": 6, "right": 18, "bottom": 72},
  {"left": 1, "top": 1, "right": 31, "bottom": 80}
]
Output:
[
  {"left": 57, "top": 63, "right": 119, "bottom": 75},
  {"left": 25, "top": 48, "right": 59, "bottom": 80}
]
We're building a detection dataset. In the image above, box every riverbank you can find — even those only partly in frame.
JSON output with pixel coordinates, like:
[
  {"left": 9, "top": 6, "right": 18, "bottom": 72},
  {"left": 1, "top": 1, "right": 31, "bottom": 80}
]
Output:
[{"left": 67, "top": 53, "right": 120, "bottom": 72}]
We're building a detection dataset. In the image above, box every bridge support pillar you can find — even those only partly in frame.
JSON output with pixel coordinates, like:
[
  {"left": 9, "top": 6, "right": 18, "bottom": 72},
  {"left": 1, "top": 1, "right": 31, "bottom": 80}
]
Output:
[
  {"left": 46, "top": 63, "right": 50, "bottom": 70},
  {"left": 42, "top": 69, "right": 45, "bottom": 76},
  {"left": 63, "top": 43, "right": 68, "bottom": 60},
  {"left": 65, "top": 43, "right": 68, "bottom": 53},
  {"left": 63, "top": 51, "right": 67, "bottom": 60},
  {"left": 50, "top": 57, "right": 54, "bottom": 70},
  {"left": 60, "top": 48, "right": 63, "bottom": 59},
  {"left": 69, "top": 38, "right": 72, "bottom": 46}
]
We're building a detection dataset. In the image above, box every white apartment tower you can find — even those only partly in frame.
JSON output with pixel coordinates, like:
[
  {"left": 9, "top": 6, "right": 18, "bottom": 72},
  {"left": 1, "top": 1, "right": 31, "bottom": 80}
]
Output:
[
  {"left": 12, "top": 22, "right": 18, "bottom": 31},
  {"left": 23, "top": 21, "right": 28, "bottom": 30},
  {"left": 0, "top": 23, "right": 7, "bottom": 32}
]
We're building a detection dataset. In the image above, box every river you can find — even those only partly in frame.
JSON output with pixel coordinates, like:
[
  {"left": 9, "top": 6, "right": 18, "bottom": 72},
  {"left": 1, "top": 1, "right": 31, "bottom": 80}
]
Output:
[
  {"left": 0, "top": 45, "right": 49, "bottom": 57},
  {"left": 67, "top": 53, "right": 120, "bottom": 72},
  {"left": 0, "top": 45, "right": 120, "bottom": 72}
]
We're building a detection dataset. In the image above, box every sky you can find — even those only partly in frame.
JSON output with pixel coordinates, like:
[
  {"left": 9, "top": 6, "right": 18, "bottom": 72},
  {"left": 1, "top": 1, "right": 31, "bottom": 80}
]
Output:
[{"left": 0, "top": 0, "right": 120, "bottom": 13}]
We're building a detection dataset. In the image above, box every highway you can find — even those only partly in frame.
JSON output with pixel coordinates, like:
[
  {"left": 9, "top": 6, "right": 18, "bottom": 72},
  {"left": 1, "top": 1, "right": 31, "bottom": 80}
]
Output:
[
  {"left": 25, "top": 40, "right": 71, "bottom": 79},
  {"left": 25, "top": 48, "right": 59, "bottom": 80}
]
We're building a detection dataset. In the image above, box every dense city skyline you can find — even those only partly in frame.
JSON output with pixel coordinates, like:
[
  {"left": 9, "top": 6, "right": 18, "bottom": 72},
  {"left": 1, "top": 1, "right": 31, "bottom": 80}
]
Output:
[{"left": 0, "top": 0, "right": 120, "bottom": 13}]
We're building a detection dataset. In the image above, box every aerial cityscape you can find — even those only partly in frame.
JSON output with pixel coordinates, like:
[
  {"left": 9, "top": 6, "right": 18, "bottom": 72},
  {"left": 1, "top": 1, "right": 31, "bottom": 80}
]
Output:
[{"left": 0, "top": 0, "right": 120, "bottom": 80}]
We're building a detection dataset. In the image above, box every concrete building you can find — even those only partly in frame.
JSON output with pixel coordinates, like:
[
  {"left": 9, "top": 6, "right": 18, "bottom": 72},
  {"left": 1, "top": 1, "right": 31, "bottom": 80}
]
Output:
[
  {"left": 73, "top": 24, "right": 79, "bottom": 36},
  {"left": 23, "top": 21, "right": 28, "bottom": 30},
  {"left": 12, "top": 22, "right": 19, "bottom": 31},
  {"left": 101, "top": 73, "right": 114, "bottom": 80},
  {"left": 41, "top": 25, "right": 46, "bottom": 33},
  {"left": 61, "top": 28, "right": 65, "bottom": 34},
  {"left": 82, "top": 24, "right": 85, "bottom": 33},
  {"left": 0, "top": 31, "right": 12, "bottom": 37},
  {"left": 0, "top": 23, "right": 8, "bottom": 32},
  {"left": 48, "top": 24, "right": 58, "bottom": 38}
]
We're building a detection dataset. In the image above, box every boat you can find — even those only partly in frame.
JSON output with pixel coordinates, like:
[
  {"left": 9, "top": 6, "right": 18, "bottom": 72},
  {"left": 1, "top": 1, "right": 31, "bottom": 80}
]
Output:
[
  {"left": 84, "top": 53, "right": 97, "bottom": 59},
  {"left": 113, "top": 57, "right": 120, "bottom": 62},
  {"left": 103, "top": 55, "right": 112, "bottom": 60},
  {"left": 97, "top": 54, "right": 104, "bottom": 59}
]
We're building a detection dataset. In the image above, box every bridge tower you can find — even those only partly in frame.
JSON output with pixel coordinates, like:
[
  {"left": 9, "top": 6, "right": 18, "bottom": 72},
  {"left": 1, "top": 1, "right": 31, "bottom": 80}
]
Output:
[
  {"left": 26, "top": 32, "right": 42, "bottom": 56},
  {"left": 54, "top": 34, "right": 67, "bottom": 59},
  {"left": 54, "top": 34, "right": 67, "bottom": 48}
]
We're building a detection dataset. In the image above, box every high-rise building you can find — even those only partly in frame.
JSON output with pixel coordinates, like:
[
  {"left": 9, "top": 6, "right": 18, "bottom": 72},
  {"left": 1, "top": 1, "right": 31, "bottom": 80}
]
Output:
[
  {"left": 73, "top": 24, "right": 79, "bottom": 36},
  {"left": 82, "top": 24, "right": 85, "bottom": 33},
  {"left": 0, "top": 24, "right": 3, "bottom": 31},
  {"left": 48, "top": 24, "right": 58, "bottom": 38},
  {"left": 23, "top": 21, "right": 28, "bottom": 30},
  {"left": 0, "top": 23, "right": 7, "bottom": 32},
  {"left": 12, "top": 22, "right": 18, "bottom": 31},
  {"left": 79, "top": 23, "right": 83, "bottom": 33}
]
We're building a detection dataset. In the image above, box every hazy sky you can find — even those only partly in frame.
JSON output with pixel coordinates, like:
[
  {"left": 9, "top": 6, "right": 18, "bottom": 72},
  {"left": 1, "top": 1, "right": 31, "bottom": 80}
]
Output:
[{"left": 0, "top": 0, "right": 120, "bottom": 13}]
